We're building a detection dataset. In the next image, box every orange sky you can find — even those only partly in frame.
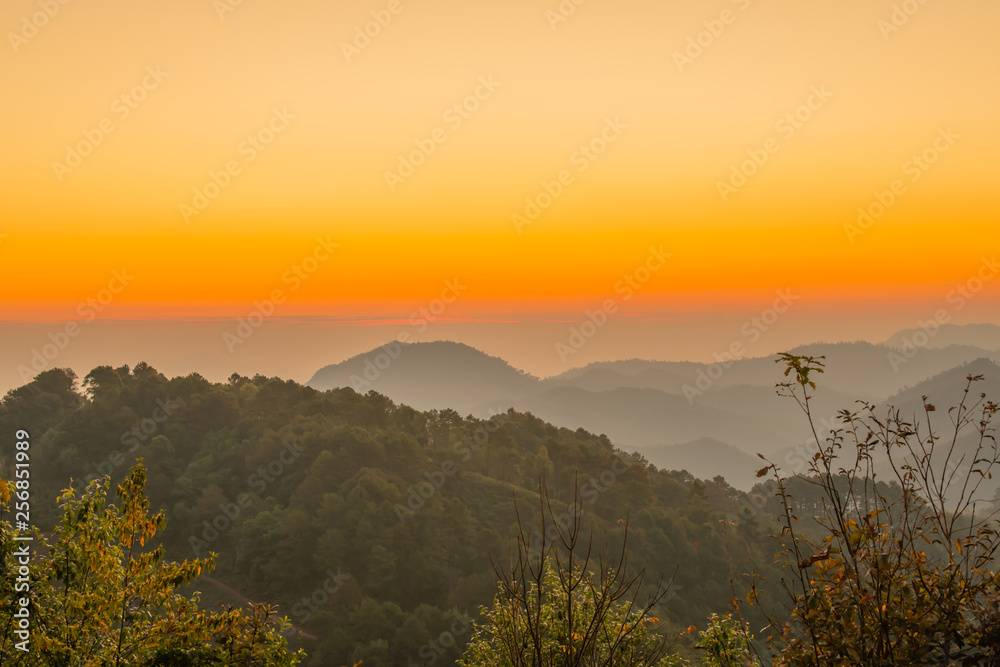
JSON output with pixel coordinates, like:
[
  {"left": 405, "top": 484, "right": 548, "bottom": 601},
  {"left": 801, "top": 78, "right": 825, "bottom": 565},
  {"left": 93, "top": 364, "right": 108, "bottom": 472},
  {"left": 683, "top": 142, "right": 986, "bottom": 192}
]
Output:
[{"left": 1, "top": 0, "right": 998, "bottom": 359}]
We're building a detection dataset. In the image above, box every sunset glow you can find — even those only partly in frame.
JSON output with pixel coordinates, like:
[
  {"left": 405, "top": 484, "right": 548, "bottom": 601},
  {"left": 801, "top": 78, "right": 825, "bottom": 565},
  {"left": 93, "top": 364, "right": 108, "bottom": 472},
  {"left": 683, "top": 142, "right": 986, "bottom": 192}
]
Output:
[{"left": 1, "top": 0, "right": 998, "bottom": 387}]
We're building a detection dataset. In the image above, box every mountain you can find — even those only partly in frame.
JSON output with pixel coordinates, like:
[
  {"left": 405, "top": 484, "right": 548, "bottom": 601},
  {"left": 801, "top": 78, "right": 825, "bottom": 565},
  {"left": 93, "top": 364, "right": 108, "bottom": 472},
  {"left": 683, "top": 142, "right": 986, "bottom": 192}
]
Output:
[
  {"left": 694, "top": 382, "right": 861, "bottom": 448},
  {"left": 7, "top": 355, "right": 1000, "bottom": 664},
  {"left": 884, "top": 323, "right": 1000, "bottom": 352},
  {"left": 307, "top": 341, "right": 539, "bottom": 413},
  {"left": 542, "top": 341, "right": 999, "bottom": 399},
  {"left": 539, "top": 365, "right": 696, "bottom": 394},
  {"left": 740, "top": 341, "right": 998, "bottom": 398},
  {"left": 885, "top": 358, "right": 1000, "bottom": 504},
  {"left": 307, "top": 339, "right": 1000, "bottom": 475},
  {"left": 1, "top": 363, "right": 782, "bottom": 667},
  {"left": 483, "top": 384, "right": 796, "bottom": 459},
  {"left": 884, "top": 357, "right": 1000, "bottom": 419},
  {"left": 763, "top": 358, "right": 1000, "bottom": 506},
  {"left": 637, "top": 438, "right": 761, "bottom": 490}
]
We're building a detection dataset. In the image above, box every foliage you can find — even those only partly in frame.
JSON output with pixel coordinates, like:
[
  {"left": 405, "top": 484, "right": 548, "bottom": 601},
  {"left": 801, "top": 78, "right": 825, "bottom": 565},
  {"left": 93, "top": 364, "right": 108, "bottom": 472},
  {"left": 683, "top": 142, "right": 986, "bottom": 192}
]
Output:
[
  {"left": 9, "top": 355, "right": 996, "bottom": 664},
  {"left": 459, "top": 482, "right": 678, "bottom": 666},
  {"left": 457, "top": 481, "right": 770, "bottom": 667},
  {"left": 461, "top": 565, "right": 683, "bottom": 667},
  {"left": 1, "top": 364, "right": 781, "bottom": 665},
  {"left": 753, "top": 354, "right": 1000, "bottom": 666},
  {"left": 694, "top": 614, "right": 760, "bottom": 667},
  {"left": 0, "top": 463, "right": 303, "bottom": 665}
]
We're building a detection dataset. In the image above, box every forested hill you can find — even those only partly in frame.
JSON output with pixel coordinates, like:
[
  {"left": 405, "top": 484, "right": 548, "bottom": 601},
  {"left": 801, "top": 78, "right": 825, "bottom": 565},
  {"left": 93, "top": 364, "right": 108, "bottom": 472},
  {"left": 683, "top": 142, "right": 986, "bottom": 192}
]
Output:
[{"left": 0, "top": 364, "right": 779, "bottom": 666}]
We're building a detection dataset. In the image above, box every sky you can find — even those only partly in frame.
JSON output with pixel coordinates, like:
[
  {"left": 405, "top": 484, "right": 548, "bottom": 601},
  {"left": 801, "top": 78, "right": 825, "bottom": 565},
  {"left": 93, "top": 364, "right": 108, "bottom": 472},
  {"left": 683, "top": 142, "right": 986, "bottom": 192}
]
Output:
[{"left": 1, "top": 0, "right": 998, "bottom": 392}]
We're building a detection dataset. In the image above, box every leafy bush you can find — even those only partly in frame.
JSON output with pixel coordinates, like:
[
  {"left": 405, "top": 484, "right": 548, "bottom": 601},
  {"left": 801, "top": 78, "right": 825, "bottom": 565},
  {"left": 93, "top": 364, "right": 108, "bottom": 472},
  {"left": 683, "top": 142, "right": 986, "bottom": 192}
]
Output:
[
  {"left": 0, "top": 463, "right": 303, "bottom": 665},
  {"left": 753, "top": 355, "right": 1000, "bottom": 665}
]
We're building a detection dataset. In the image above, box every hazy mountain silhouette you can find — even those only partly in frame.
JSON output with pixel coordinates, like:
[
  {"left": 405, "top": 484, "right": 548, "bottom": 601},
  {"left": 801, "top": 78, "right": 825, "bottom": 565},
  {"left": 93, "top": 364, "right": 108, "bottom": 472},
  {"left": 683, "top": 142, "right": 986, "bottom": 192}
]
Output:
[
  {"left": 539, "top": 365, "right": 697, "bottom": 394},
  {"left": 307, "top": 328, "right": 1000, "bottom": 489},
  {"left": 765, "top": 357, "right": 1000, "bottom": 503},
  {"left": 882, "top": 357, "right": 1000, "bottom": 505},
  {"left": 307, "top": 341, "right": 539, "bottom": 413},
  {"left": 884, "top": 323, "right": 1000, "bottom": 352},
  {"left": 695, "top": 382, "right": 861, "bottom": 447},
  {"left": 475, "top": 384, "right": 795, "bottom": 456},
  {"left": 633, "top": 438, "right": 761, "bottom": 490},
  {"left": 883, "top": 356, "right": 1000, "bottom": 419},
  {"left": 543, "top": 340, "right": 998, "bottom": 398}
]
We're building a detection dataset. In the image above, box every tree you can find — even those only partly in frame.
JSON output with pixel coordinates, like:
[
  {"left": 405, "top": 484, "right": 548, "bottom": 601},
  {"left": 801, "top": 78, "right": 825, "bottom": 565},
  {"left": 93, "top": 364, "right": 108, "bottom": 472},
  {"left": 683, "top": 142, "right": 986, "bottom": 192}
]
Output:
[
  {"left": 0, "top": 462, "right": 304, "bottom": 665},
  {"left": 0, "top": 368, "right": 82, "bottom": 430},
  {"left": 694, "top": 614, "right": 760, "bottom": 667},
  {"left": 751, "top": 354, "right": 1000, "bottom": 665},
  {"left": 459, "top": 479, "right": 680, "bottom": 666}
]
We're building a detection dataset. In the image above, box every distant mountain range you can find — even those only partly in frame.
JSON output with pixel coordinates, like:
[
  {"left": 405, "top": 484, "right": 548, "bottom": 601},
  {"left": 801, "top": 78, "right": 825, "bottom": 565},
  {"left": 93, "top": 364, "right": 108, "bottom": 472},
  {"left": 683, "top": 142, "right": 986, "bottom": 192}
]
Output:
[
  {"left": 307, "top": 325, "right": 1000, "bottom": 489},
  {"left": 637, "top": 438, "right": 762, "bottom": 490},
  {"left": 884, "top": 323, "right": 1000, "bottom": 352}
]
